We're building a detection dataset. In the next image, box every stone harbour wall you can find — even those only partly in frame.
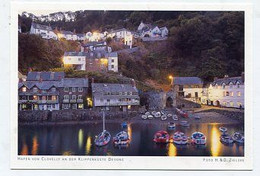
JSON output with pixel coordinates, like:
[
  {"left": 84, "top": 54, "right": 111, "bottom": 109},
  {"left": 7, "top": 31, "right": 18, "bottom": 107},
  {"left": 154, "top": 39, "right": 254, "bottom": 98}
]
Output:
[{"left": 18, "top": 109, "right": 139, "bottom": 123}]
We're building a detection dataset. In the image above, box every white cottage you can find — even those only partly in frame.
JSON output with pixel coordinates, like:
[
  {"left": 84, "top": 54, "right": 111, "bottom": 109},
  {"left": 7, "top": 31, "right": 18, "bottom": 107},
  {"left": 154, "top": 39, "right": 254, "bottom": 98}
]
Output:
[
  {"left": 137, "top": 22, "right": 168, "bottom": 38},
  {"left": 30, "top": 22, "right": 58, "bottom": 40}
]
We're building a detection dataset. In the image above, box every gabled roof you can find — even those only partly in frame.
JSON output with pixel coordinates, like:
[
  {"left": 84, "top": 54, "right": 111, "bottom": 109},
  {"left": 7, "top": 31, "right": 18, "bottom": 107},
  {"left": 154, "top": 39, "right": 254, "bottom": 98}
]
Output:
[
  {"left": 31, "top": 22, "right": 52, "bottom": 31},
  {"left": 61, "top": 78, "right": 88, "bottom": 88},
  {"left": 212, "top": 76, "right": 243, "bottom": 86},
  {"left": 18, "top": 81, "right": 61, "bottom": 90},
  {"left": 174, "top": 77, "right": 203, "bottom": 85},
  {"left": 27, "top": 72, "right": 65, "bottom": 81}
]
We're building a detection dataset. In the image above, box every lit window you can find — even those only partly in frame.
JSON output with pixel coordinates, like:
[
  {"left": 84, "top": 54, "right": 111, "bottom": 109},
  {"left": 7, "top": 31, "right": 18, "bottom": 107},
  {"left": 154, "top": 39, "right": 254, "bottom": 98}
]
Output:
[
  {"left": 237, "top": 91, "right": 241, "bottom": 97},
  {"left": 22, "top": 87, "right": 26, "bottom": 92},
  {"left": 230, "top": 102, "right": 234, "bottom": 107},
  {"left": 78, "top": 104, "right": 84, "bottom": 109},
  {"left": 52, "top": 96, "right": 56, "bottom": 101},
  {"left": 230, "top": 92, "right": 233, "bottom": 96},
  {"left": 223, "top": 91, "right": 225, "bottom": 97},
  {"left": 33, "top": 95, "right": 38, "bottom": 100}
]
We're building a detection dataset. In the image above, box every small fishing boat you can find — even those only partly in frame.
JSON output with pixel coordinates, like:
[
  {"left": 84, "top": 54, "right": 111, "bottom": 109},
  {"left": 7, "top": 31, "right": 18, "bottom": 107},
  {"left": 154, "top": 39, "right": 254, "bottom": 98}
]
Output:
[
  {"left": 121, "top": 122, "right": 127, "bottom": 129},
  {"left": 161, "top": 114, "right": 167, "bottom": 121},
  {"left": 220, "top": 134, "right": 234, "bottom": 145},
  {"left": 180, "top": 120, "right": 190, "bottom": 127},
  {"left": 167, "top": 122, "right": 176, "bottom": 130},
  {"left": 141, "top": 115, "right": 148, "bottom": 120},
  {"left": 148, "top": 115, "right": 153, "bottom": 119},
  {"left": 151, "top": 111, "right": 157, "bottom": 116},
  {"left": 194, "top": 115, "right": 201, "bottom": 120},
  {"left": 154, "top": 112, "right": 161, "bottom": 118},
  {"left": 153, "top": 130, "right": 170, "bottom": 143},
  {"left": 219, "top": 127, "right": 228, "bottom": 134},
  {"left": 95, "top": 111, "right": 111, "bottom": 147},
  {"left": 173, "top": 131, "right": 189, "bottom": 145},
  {"left": 172, "top": 115, "right": 178, "bottom": 121},
  {"left": 145, "top": 112, "right": 150, "bottom": 116},
  {"left": 176, "top": 108, "right": 188, "bottom": 118},
  {"left": 167, "top": 113, "right": 173, "bottom": 118},
  {"left": 232, "top": 132, "right": 244, "bottom": 144},
  {"left": 191, "top": 132, "right": 206, "bottom": 145},
  {"left": 113, "top": 131, "right": 129, "bottom": 146}
]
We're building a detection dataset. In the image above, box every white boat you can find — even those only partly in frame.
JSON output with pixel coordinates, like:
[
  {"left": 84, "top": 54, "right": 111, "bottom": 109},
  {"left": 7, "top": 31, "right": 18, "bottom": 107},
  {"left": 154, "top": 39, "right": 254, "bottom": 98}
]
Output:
[
  {"left": 161, "top": 114, "right": 167, "bottom": 121},
  {"left": 145, "top": 112, "right": 150, "bottom": 116},
  {"left": 95, "top": 111, "right": 111, "bottom": 147},
  {"left": 141, "top": 115, "right": 148, "bottom": 120},
  {"left": 194, "top": 115, "right": 201, "bottom": 120},
  {"left": 232, "top": 132, "right": 244, "bottom": 144},
  {"left": 220, "top": 134, "right": 234, "bottom": 144},
  {"left": 148, "top": 115, "right": 153, "bottom": 119},
  {"left": 180, "top": 120, "right": 190, "bottom": 127},
  {"left": 167, "top": 122, "right": 176, "bottom": 130},
  {"left": 219, "top": 127, "right": 228, "bottom": 133},
  {"left": 172, "top": 115, "right": 178, "bottom": 121},
  {"left": 173, "top": 131, "right": 189, "bottom": 145},
  {"left": 113, "top": 131, "right": 129, "bottom": 146},
  {"left": 167, "top": 113, "right": 173, "bottom": 118},
  {"left": 154, "top": 112, "right": 161, "bottom": 118},
  {"left": 191, "top": 132, "right": 206, "bottom": 145},
  {"left": 151, "top": 111, "right": 157, "bottom": 116}
]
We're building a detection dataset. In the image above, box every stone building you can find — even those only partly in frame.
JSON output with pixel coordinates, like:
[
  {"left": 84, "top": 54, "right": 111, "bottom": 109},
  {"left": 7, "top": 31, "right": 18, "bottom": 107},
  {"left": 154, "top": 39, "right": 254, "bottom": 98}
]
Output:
[{"left": 91, "top": 82, "right": 140, "bottom": 111}]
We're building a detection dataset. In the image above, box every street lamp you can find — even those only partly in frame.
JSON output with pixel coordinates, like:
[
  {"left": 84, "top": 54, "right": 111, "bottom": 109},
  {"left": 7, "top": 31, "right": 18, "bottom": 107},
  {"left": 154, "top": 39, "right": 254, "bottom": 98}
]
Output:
[{"left": 168, "top": 75, "right": 174, "bottom": 85}]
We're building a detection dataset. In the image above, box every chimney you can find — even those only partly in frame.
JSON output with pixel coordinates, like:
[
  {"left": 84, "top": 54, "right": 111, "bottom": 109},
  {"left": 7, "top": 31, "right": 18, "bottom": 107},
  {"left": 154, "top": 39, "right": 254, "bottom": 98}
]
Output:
[
  {"left": 241, "top": 72, "right": 245, "bottom": 83},
  {"left": 131, "top": 79, "right": 136, "bottom": 87}
]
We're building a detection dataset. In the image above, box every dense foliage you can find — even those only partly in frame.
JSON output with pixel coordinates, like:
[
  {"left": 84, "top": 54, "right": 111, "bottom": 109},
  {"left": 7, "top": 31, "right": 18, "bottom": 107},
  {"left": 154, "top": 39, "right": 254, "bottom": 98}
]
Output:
[{"left": 19, "top": 11, "right": 244, "bottom": 83}]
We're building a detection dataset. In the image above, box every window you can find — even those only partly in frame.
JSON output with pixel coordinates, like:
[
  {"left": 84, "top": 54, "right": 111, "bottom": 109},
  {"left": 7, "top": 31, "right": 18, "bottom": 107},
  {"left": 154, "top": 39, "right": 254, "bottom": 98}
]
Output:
[
  {"left": 230, "top": 102, "right": 234, "bottom": 107},
  {"left": 22, "top": 87, "right": 26, "bottom": 92},
  {"left": 33, "top": 87, "right": 38, "bottom": 93},
  {"left": 78, "top": 95, "right": 82, "bottom": 100},
  {"left": 107, "top": 99, "right": 110, "bottom": 102},
  {"left": 230, "top": 92, "right": 234, "bottom": 96},
  {"left": 52, "top": 104, "right": 55, "bottom": 108},
  {"left": 111, "top": 59, "right": 114, "bottom": 63},
  {"left": 62, "top": 104, "right": 70, "bottom": 109},
  {"left": 222, "top": 84, "right": 225, "bottom": 89},
  {"left": 226, "top": 91, "right": 229, "bottom": 96},
  {"left": 223, "top": 91, "right": 225, "bottom": 97},
  {"left": 42, "top": 96, "right": 46, "bottom": 100},
  {"left": 78, "top": 58, "right": 81, "bottom": 61},
  {"left": 78, "top": 104, "right": 84, "bottom": 109},
  {"left": 72, "top": 87, "right": 76, "bottom": 92},
  {"left": 52, "top": 96, "right": 57, "bottom": 101},
  {"left": 33, "top": 95, "right": 38, "bottom": 100},
  {"left": 72, "top": 104, "right": 77, "bottom": 109},
  {"left": 229, "top": 84, "right": 233, "bottom": 88},
  {"left": 51, "top": 87, "right": 56, "bottom": 92},
  {"left": 78, "top": 87, "right": 83, "bottom": 92},
  {"left": 19, "top": 96, "right": 27, "bottom": 100},
  {"left": 111, "top": 65, "right": 114, "bottom": 69},
  {"left": 29, "top": 96, "right": 33, "bottom": 100},
  {"left": 64, "top": 87, "right": 69, "bottom": 92},
  {"left": 72, "top": 95, "right": 77, "bottom": 100},
  {"left": 64, "top": 95, "right": 69, "bottom": 100},
  {"left": 237, "top": 91, "right": 241, "bottom": 97}
]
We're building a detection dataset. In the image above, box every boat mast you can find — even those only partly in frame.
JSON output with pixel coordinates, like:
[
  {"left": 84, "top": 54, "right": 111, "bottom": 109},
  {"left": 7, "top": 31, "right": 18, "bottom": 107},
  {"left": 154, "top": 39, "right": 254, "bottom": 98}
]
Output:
[{"left": 103, "top": 110, "right": 105, "bottom": 131}]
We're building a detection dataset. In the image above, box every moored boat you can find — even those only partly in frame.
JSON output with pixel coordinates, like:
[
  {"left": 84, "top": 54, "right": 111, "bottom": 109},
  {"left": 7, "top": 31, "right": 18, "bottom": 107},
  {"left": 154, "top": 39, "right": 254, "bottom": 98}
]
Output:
[
  {"left": 167, "top": 122, "right": 176, "bottom": 130},
  {"left": 161, "top": 114, "right": 167, "bottom": 121},
  {"left": 145, "top": 112, "right": 150, "bottom": 116},
  {"left": 148, "top": 115, "right": 154, "bottom": 119},
  {"left": 180, "top": 120, "right": 190, "bottom": 127},
  {"left": 194, "top": 115, "right": 201, "bottom": 120},
  {"left": 191, "top": 132, "right": 206, "bottom": 145},
  {"left": 219, "top": 127, "right": 228, "bottom": 134},
  {"left": 154, "top": 112, "right": 161, "bottom": 118},
  {"left": 153, "top": 130, "right": 170, "bottom": 143},
  {"left": 173, "top": 131, "right": 189, "bottom": 145},
  {"left": 121, "top": 122, "right": 128, "bottom": 129},
  {"left": 141, "top": 115, "right": 148, "bottom": 120},
  {"left": 220, "top": 134, "right": 234, "bottom": 145},
  {"left": 232, "top": 132, "right": 244, "bottom": 144},
  {"left": 172, "top": 115, "right": 178, "bottom": 121},
  {"left": 95, "top": 111, "right": 111, "bottom": 147},
  {"left": 113, "top": 131, "right": 130, "bottom": 146}
]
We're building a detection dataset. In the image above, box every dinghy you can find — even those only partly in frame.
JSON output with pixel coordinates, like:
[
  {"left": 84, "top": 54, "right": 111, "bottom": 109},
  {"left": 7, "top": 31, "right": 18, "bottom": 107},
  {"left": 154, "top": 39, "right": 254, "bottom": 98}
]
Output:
[
  {"left": 153, "top": 130, "right": 170, "bottom": 143},
  {"left": 173, "top": 131, "right": 189, "bottom": 145},
  {"left": 180, "top": 120, "right": 190, "bottom": 127},
  {"left": 220, "top": 134, "right": 234, "bottom": 145},
  {"left": 161, "top": 114, "right": 167, "bottom": 121},
  {"left": 191, "top": 132, "right": 206, "bottom": 145},
  {"left": 232, "top": 132, "right": 244, "bottom": 144},
  {"left": 167, "top": 122, "right": 176, "bottom": 130},
  {"left": 113, "top": 131, "right": 129, "bottom": 146},
  {"left": 172, "top": 115, "right": 178, "bottom": 121},
  {"left": 141, "top": 115, "right": 148, "bottom": 120}
]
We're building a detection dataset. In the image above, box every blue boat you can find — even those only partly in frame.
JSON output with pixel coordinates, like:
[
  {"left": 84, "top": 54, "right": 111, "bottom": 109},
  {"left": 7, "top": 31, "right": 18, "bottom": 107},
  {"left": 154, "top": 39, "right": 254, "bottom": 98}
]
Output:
[{"left": 121, "top": 122, "right": 128, "bottom": 129}]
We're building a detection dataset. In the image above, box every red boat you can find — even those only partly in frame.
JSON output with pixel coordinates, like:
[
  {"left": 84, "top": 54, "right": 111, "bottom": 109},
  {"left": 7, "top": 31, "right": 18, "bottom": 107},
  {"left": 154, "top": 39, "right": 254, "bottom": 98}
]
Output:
[
  {"left": 176, "top": 108, "right": 188, "bottom": 118},
  {"left": 153, "top": 131, "right": 170, "bottom": 143}
]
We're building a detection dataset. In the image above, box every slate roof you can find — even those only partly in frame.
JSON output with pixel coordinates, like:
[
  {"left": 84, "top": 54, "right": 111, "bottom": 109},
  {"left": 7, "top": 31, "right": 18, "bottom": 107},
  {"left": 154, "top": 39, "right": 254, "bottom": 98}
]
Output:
[
  {"left": 92, "top": 83, "right": 139, "bottom": 98},
  {"left": 31, "top": 22, "right": 52, "bottom": 31},
  {"left": 27, "top": 72, "right": 65, "bottom": 81},
  {"left": 83, "top": 41, "right": 107, "bottom": 47},
  {"left": 174, "top": 77, "right": 203, "bottom": 85},
  {"left": 61, "top": 78, "right": 88, "bottom": 88},
  {"left": 212, "top": 76, "right": 243, "bottom": 86},
  {"left": 61, "top": 30, "right": 74, "bottom": 35}
]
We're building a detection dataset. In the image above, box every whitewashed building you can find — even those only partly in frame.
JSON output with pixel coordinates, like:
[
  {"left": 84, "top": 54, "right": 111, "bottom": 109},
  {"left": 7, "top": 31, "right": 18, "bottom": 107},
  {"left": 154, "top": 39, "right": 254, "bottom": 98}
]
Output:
[
  {"left": 137, "top": 22, "right": 168, "bottom": 38},
  {"left": 205, "top": 75, "right": 244, "bottom": 108},
  {"left": 30, "top": 22, "right": 58, "bottom": 40},
  {"left": 91, "top": 82, "right": 140, "bottom": 111},
  {"left": 57, "top": 30, "right": 77, "bottom": 40},
  {"left": 173, "top": 77, "right": 204, "bottom": 103},
  {"left": 63, "top": 52, "right": 86, "bottom": 70}
]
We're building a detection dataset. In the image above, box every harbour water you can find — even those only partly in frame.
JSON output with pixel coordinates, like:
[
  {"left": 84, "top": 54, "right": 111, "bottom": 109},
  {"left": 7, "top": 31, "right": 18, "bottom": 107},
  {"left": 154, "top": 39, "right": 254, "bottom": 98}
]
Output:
[{"left": 18, "top": 122, "right": 244, "bottom": 156}]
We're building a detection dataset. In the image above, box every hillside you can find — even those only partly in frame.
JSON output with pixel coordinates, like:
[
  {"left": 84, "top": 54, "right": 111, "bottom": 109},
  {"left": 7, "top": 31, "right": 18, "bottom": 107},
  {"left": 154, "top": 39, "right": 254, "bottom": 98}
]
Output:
[{"left": 18, "top": 11, "right": 244, "bottom": 84}]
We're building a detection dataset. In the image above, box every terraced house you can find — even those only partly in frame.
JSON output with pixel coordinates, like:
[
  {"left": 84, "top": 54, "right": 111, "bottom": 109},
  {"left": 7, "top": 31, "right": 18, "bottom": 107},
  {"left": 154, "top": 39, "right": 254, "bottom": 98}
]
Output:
[
  {"left": 18, "top": 72, "right": 89, "bottom": 111},
  {"left": 91, "top": 82, "right": 140, "bottom": 111}
]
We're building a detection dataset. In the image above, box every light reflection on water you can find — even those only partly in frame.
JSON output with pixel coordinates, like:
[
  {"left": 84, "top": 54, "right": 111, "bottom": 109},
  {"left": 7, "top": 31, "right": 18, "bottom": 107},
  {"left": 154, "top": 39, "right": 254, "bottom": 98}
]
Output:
[{"left": 18, "top": 122, "right": 244, "bottom": 156}]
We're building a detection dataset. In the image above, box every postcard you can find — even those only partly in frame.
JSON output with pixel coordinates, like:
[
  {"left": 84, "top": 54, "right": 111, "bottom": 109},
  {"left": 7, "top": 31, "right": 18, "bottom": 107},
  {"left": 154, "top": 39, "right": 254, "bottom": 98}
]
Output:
[{"left": 10, "top": 1, "right": 253, "bottom": 170}]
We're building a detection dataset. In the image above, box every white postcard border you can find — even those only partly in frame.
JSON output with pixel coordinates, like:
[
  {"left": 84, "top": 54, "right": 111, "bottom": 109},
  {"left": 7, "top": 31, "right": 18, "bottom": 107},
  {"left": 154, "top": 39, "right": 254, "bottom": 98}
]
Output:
[{"left": 10, "top": 1, "right": 253, "bottom": 170}]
